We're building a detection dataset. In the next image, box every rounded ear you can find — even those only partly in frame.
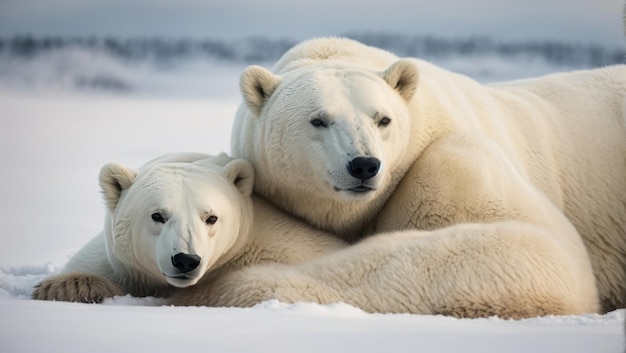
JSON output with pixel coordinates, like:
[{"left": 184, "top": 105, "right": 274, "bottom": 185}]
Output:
[
  {"left": 220, "top": 159, "right": 255, "bottom": 197},
  {"left": 240, "top": 65, "right": 281, "bottom": 117},
  {"left": 381, "top": 59, "right": 419, "bottom": 101},
  {"left": 99, "top": 163, "right": 137, "bottom": 212}
]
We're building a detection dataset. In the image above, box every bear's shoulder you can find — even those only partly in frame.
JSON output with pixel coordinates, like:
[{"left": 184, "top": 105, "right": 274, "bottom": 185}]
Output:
[{"left": 230, "top": 195, "right": 347, "bottom": 267}]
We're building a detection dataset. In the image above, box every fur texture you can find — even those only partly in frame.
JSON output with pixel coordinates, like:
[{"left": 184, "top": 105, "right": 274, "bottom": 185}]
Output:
[
  {"left": 32, "top": 153, "right": 345, "bottom": 302},
  {"left": 224, "top": 37, "right": 626, "bottom": 316}
]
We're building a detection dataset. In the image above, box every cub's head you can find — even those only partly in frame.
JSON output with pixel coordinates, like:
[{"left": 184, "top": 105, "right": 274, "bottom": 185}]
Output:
[
  {"left": 234, "top": 59, "right": 418, "bottom": 206},
  {"left": 98, "top": 153, "right": 254, "bottom": 288}
]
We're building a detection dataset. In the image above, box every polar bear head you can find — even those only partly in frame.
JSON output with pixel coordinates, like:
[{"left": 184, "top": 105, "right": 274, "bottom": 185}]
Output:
[
  {"left": 232, "top": 59, "right": 418, "bottom": 235},
  {"left": 98, "top": 153, "right": 254, "bottom": 288}
]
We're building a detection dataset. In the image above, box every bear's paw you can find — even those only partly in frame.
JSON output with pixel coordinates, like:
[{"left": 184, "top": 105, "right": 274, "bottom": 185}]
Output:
[{"left": 32, "top": 272, "right": 124, "bottom": 303}]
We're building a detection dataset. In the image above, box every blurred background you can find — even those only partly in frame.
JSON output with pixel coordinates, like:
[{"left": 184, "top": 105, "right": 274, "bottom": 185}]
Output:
[
  {"left": 0, "top": 0, "right": 624, "bottom": 98},
  {"left": 0, "top": 0, "right": 625, "bottom": 268}
]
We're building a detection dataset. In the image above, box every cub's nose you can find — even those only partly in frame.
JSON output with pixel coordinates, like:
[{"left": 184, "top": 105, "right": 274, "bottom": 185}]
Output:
[
  {"left": 347, "top": 157, "right": 381, "bottom": 181},
  {"left": 171, "top": 253, "right": 201, "bottom": 273}
]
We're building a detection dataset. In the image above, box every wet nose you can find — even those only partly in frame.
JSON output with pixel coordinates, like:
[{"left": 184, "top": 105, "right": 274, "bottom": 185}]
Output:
[
  {"left": 347, "top": 157, "right": 381, "bottom": 181},
  {"left": 171, "top": 253, "right": 201, "bottom": 273}
]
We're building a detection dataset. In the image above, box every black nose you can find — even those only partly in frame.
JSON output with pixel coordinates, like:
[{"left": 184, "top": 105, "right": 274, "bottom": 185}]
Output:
[
  {"left": 171, "top": 253, "right": 201, "bottom": 273},
  {"left": 347, "top": 157, "right": 381, "bottom": 181}
]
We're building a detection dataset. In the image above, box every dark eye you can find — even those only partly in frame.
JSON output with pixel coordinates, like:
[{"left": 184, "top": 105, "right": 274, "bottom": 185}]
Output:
[
  {"left": 151, "top": 212, "right": 166, "bottom": 223},
  {"left": 310, "top": 118, "right": 327, "bottom": 128},
  {"left": 378, "top": 117, "right": 391, "bottom": 127},
  {"left": 205, "top": 215, "right": 218, "bottom": 225}
]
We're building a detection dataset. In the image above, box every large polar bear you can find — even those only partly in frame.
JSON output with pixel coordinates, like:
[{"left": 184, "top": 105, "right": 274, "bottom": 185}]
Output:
[
  {"left": 216, "top": 37, "right": 626, "bottom": 317},
  {"left": 32, "top": 153, "right": 345, "bottom": 302}
]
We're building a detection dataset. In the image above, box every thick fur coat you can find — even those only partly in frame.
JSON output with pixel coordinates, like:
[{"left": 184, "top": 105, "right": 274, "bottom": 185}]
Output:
[
  {"left": 32, "top": 153, "right": 345, "bottom": 302},
  {"left": 218, "top": 37, "right": 626, "bottom": 317}
]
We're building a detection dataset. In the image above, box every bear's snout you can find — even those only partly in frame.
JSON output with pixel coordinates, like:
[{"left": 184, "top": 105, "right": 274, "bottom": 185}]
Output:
[
  {"left": 347, "top": 157, "right": 380, "bottom": 182},
  {"left": 171, "top": 253, "right": 201, "bottom": 273}
]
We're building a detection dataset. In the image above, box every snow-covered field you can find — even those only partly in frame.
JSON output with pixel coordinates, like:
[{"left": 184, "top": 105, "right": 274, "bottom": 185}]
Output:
[{"left": 0, "top": 47, "right": 624, "bottom": 352}]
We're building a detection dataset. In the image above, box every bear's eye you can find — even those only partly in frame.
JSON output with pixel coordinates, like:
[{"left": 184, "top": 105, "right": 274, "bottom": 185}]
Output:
[
  {"left": 205, "top": 215, "right": 218, "bottom": 225},
  {"left": 310, "top": 118, "right": 327, "bottom": 128},
  {"left": 378, "top": 117, "right": 392, "bottom": 127},
  {"left": 151, "top": 212, "right": 166, "bottom": 224}
]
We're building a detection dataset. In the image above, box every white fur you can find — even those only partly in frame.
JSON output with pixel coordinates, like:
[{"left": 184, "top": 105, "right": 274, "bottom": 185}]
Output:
[
  {"left": 226, "top": 37, "right": 626, "bottom": 317},
  {"left": 32, "top": 153, "right": 345, "bottom": 302}
]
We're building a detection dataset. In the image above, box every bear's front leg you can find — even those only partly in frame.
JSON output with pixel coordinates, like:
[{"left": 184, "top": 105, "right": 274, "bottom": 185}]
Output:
[
  {"left": 168, "top": 265, "right": 281, "bottom": 307},
  {"left": 169, "top": 264, "right": 342, "bottom": 308},
  {"left": 32, "top": 272, "right": 125, "bottom": 303}
]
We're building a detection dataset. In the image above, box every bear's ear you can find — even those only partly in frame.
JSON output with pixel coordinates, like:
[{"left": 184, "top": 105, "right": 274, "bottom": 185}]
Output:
[
  {"left": 99, "top": 163, "right": 137, "bottom": 212},
  {"left": 240, "top": 65, "right": 281, "bottom": 117},
  {"left": 220, "top": 159, "right": 255, "bottom": 197},
  {"left": 381, "top": 59, "right": 419, "bottom": 101}
]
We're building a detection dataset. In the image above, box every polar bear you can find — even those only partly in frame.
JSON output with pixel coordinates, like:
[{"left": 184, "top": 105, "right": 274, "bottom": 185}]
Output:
[
  {"left": 222, "top": 37, "right": 626, "bottom": 316},
  {"left": 32, "top": 153, "right": 345, "bottom": 302}
]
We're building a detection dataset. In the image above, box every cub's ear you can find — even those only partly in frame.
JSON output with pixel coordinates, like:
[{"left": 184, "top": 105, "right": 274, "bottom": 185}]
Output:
[
  {"left": 381, "top": 59, "right": 419, "bottom": 101},
  {"left": 221, "top": 159, "right": 255, "bottom": 197},
  {"left": 240, "top": 65, "right": 281, "bottom": 117},
  {"left": 99, "top": 163, "right": 137, "bottom": 212}
]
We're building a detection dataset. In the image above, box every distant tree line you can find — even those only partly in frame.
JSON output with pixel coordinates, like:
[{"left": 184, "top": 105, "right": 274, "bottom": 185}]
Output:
[
  {"left": 0, "top": 34, "right": 623, "bottom": 68},
  {"left": 0, "top": 36, "right": 296, "bottom": 64},
  {"left": 348, "top": 33, "right": 626, "bottom": 68}
]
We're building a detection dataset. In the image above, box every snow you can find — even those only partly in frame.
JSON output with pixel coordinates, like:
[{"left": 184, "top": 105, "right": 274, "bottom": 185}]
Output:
[
  {"left": 0, "top": 57, "right": 624, "bottom": 352},
  {"left": 1, "top": 295, "right": 623, "bottom": 353}
]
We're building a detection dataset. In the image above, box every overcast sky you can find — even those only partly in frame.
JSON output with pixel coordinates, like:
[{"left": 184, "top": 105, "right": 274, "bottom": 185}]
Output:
[{"left": 0, "top": 0, "right": 624, "bottom": 46}]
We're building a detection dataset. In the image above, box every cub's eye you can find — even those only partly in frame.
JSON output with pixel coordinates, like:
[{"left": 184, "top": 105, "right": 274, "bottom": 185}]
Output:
[
  {"left": 310, "top": 118, "right": 327, "bottom": 128},
  {"left": 378, "top": 117, "right": 392, "bottom": 127},
  {"left": 151, "top": 212, "right": 166, "bottom": 224},
  {"left": 205, "top": 215, "right": 218, "bottom": 225}
]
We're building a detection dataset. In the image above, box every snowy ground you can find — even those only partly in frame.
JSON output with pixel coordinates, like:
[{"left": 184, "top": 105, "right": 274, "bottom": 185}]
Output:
[{"left": 0, "top": 55, "right": 624, "bottom": 352}]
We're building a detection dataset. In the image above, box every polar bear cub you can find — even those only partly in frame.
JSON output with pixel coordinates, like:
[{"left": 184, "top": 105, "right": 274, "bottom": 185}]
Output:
[{"left": 32, "top": 153, "right": 345, "bottom": 302}]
